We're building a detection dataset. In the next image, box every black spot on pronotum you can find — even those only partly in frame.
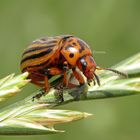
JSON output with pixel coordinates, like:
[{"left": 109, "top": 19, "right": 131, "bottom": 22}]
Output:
[
  {"left": 72, "top": 42, "right": 77, "bottom": 46},
  {"left": 69, "top": 53, "right": 74, "bottom": 58}
]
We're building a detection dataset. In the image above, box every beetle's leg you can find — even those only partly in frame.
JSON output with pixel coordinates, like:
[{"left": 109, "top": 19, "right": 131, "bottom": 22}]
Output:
[
  {"left": 44, "top": 76, "right": 50, "bottom": 92},
  {"left": 27, "top": 71, "right": 46, "bottom": 101},
  {"left": 45, "top": 67, "right": 64, "bottom": 102},
  {"left": 32, "top": 76, "right": 50, "bottom": 101},
  {"left": 44, "top": 66, "right": 68, "bottom": 87},
  {"left": 30, "top": 75, "right": 46, "bottom": 101},
  {"left": 26, "top": 68, "right": 45, "bottom": 87},
  {"left": 67, "top": 73, "right": 79, "bottom": 88},
  {"left": 67, "top": 71, "right": 87, "bottom": 101},
  {"left": 45, "top": 67, "right": 63, "bottom": 75},
  {"left": 29, "top": 72, "right": 44, "bottom": 87},
  {"left": 31, "top": 80, "right": 44, "bottom": 87},
  {"left": 54, "top": 61, "right": 69, "bottom": 102},
  {"left": 63, "top": 61, "right": 69, "bottom": 87},
  {"left": 44, "top": 67, "right": 63, "bottom": 91},
  {"left": 54, "top": 83, "right": 64, "bottom": 102},
  {"left": 72, "top": 68, "right": 85, "bottom": 85},
  {"left": 45, "top": 62, "right": 69, "bottom": 102}
]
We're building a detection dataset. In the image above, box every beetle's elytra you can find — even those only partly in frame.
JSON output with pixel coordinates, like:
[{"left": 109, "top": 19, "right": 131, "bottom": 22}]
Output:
[{"left": 20, "top": 35, "right": 127, "bottom": 101}]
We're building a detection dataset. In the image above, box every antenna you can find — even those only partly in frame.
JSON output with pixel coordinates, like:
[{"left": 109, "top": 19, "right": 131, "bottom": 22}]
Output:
[{"left": 96, "top": 67, "right": 128, "bottom": 78}]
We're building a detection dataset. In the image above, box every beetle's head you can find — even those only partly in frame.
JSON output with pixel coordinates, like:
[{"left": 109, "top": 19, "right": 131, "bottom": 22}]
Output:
[
  {"left": 77, "top": 55, "right": 98, "bottom": 85},
  {"left": 77, "top": 55, "right": 127, "bottom": 86}
]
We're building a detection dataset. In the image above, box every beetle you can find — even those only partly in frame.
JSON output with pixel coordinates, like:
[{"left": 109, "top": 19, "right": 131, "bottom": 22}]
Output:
[{"left": 20, "top": 35, "right": 127, "bottom": 101}]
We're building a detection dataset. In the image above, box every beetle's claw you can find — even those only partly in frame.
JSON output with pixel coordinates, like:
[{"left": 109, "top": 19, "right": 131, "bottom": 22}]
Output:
[
  {"left": 87, "top": 79, "right": 92, "bottom": 86},
  {"left": 32, "top": 88, "right": 46, "bottom": 101},
  {"left": 88, "top": 82, "right": 91, "bottom": 86},
  {"left": 93, "top": 79, "right": 96, "bottom": 85},
  {"left": 54, "top": 83, "right": 64, "bottom": 102}
]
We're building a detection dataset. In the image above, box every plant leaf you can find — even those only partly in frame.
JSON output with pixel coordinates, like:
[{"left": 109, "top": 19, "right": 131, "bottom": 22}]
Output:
[
  {"left": 0, "top": 72, "right": 30, "bottom": 102},
  {"left": 0, "top": 103, "right": 91, "bottom": 135}
]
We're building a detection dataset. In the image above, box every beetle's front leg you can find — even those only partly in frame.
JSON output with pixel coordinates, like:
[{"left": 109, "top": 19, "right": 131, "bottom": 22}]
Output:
[
  {"left": 63, "top": 61, "right": 69, "bottom": 87},
  {"left": 72, "top": 68, "right": 85, "bottom": 85}
]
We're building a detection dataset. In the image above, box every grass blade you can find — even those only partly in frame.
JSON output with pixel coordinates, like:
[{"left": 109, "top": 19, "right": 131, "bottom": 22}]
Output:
[
  {"left": 0, "top": 103, "right": 91, "bottom": 135},
  {"left": 0, "top": 72, "right": 30, "bottom": 102}
]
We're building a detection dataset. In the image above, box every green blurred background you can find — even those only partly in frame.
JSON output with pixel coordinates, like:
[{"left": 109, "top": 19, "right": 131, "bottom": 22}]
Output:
[{"left": 0, "top": 0, "right": 140, "bottom": 140}]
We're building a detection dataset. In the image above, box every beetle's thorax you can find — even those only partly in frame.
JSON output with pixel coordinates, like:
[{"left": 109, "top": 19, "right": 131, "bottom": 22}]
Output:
[{"left": 60, "top": 36, "right": 92, "bottom": 66}]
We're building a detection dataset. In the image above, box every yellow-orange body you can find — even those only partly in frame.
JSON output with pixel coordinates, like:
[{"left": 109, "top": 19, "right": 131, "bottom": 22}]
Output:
[{"left": 20, "top": 35, "right": 95, "bottom": 90}]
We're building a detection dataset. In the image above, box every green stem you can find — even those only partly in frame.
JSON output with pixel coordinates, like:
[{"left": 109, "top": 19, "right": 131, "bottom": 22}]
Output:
[{"left": 25, "top": 53, "right": 140, "bottom": 106}]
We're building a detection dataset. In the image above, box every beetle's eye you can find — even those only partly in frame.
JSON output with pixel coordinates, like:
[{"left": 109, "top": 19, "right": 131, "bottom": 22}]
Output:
[
  {"left": 83, "top": 62, "right": 87, "bottom": 67},
  {"left": 82, "top": 62, "right": 87, "bottom": 71}
]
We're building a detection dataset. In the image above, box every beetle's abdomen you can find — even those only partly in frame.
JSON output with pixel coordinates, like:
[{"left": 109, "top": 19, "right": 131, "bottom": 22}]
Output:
[{"left": 20, "top": 36, "right": 62, "bottom": 73}]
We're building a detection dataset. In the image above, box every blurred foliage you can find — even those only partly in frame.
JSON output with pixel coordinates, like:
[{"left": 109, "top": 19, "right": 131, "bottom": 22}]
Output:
[{"left": 0, "top": 0, "right": 139, "bottom": 140}]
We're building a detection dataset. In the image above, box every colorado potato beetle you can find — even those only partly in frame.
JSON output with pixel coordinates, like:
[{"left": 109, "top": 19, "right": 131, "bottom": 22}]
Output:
[{"left": 20, "top": 35, "right": 127, "bottom": 101}]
